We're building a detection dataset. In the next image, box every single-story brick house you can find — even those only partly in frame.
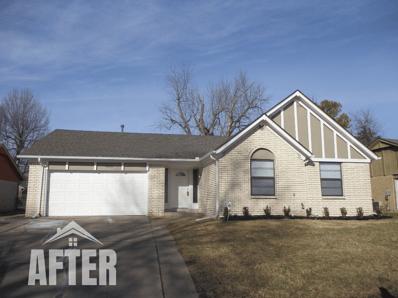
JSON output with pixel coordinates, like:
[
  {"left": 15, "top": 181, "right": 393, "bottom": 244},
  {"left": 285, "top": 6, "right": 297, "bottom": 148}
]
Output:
[
  {"left": 0, "top": 144, "right": 25, "bottom": 211},
  {"left": 19, "top": 90, "right": 379, "bottom": 218},
  {"left": 368, "top": 138, "right": 398, "bottom": 211}
]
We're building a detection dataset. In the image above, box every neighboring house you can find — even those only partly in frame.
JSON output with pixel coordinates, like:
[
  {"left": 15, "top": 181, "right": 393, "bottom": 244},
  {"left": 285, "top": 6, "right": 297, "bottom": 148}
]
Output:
[
  {"left": 0, "top": 144, "right": 25, "bottom": 211},
  {"left": 368, "top": 138, "right": 398, "bottom": 211},
  {"left": 18, "top": 90, "right": 378, "bottom": 218}
]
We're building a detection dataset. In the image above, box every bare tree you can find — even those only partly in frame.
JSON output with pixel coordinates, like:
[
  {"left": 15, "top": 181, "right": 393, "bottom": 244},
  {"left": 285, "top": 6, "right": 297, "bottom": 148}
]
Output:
[
  {"left": 351, "top": 108, "right": 383, "bottom": 147},
  {"left": 158, "top": 63, "right": 270, "bottom": 136},
  {"left": 0, "top": 89, "right": 50, "bottom": 175}
]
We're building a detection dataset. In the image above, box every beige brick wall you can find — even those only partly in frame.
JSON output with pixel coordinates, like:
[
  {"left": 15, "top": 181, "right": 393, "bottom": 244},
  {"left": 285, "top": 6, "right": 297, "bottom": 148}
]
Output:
[
  {"left": 0, "top": 179, "right": 18, "bottom": 211},
  {"left": 25, "top": 162, "right": 47, "bottom": 217},
  {"left": 148, "top": 165, "right": 165, "bottom": 216},
  {"left": 198, "top": 161, "right": 216, "bottom": 216},
  {"left": 26, "top": 162, "right": 165, "bottom": 217},
  {"left": 205, "top": 125, "right": 375, "bottom": 217},
  {"left": 306, "top": 162, "right": 373, "bottom": 216},
  {"left": 217, "top": 125, "right": 306, "bottom": 217}
]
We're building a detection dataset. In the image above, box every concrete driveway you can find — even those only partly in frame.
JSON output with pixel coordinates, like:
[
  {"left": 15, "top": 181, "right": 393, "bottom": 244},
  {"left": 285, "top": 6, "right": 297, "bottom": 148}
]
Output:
[{"left": 0, "top": 216, "right": 198, "bottom": 298}]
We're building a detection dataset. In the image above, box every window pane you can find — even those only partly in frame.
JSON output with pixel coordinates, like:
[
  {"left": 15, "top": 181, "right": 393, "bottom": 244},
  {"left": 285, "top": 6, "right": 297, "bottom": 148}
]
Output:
[
  {"left": 251, "top": 160, "right": 274, "bottom": 177},
  {"left": 251, "top": 168, "right": 274, "bottom": 177},
  {"left": 251, "top": 160, "right": 273, "bottom": 169},
  {"left": 321, "top": 179, "right": 343, "bottom": 196},
  {"left": 320, "top": 163, "right": 341, "bottom": 171},
  {"left": 251, "top": 178, "right": 274, "bottom": 195},
  {"left": 320, "top": 163, "right": 341, "bottom": 179},
  {"left": 320, "top": 170, "right": 341, "bottom": 179}
]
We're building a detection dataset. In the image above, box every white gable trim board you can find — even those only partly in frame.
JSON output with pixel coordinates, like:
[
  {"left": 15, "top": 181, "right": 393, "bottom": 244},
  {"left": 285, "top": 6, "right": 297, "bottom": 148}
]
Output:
[
  {"left": 213, "top": 114, "right": 313, "bottom": 161},
  {"left": 266, "top": 90, "right": 378, "bottom": 163}
]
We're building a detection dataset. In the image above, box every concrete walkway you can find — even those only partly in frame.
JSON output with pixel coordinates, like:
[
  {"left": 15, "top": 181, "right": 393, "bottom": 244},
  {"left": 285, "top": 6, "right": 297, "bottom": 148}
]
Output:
[{"left": 0, "top": 216, "right": 198, "bottom": 298}]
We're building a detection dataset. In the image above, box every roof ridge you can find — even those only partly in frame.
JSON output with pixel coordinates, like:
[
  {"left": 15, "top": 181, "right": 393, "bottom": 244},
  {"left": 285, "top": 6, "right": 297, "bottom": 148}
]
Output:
[{"left": 52, "top": 129, "right": 230, "bottom": 138}]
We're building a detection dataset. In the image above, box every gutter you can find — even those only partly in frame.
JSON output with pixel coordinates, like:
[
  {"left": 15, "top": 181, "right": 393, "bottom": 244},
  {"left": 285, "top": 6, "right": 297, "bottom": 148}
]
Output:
[
  {"left": 196, "top": 152, "right": 219, "bottom": 221},
  {"left": 32, "top": 158, "right": 45, "bottom": 219},
  {"left": 17, "top": 155, "right": 202, "bottom": 163}
]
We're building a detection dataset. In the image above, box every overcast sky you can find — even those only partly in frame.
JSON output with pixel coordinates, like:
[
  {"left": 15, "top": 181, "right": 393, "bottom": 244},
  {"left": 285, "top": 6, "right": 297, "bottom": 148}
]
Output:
[{"left": 1, "top": 0, "right": 397, "bottom": 138}]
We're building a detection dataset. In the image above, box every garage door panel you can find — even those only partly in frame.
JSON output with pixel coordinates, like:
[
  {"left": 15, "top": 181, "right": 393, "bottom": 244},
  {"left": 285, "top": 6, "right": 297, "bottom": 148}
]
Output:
[
  {"left": 79, "top": 183, "right": 91, "bottom": 190},
  {"left": 77, "top": 207, "right": 91, "bottom": 215},
  {"left": 78, "top": 195, "right": 91, "bottom": 202},
  {"left": 64, "top": 206, "right": 77, "bottom": 213},
  {"left": 64, "top": 194, "right": 76, "bottom": 201},
  {"left": 48, "top": 172, "right": 148, "bottom": 216},
  {"left": 93, "top": 183, "right": 104, "bottom": 190}
]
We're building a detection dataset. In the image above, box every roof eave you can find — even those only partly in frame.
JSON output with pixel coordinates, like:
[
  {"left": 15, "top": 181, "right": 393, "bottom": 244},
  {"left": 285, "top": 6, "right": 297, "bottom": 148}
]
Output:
[
  {"left": 369, "top": 138, "right": 398, "bottom": 150},
  {"left": 17, "top": 155, "right": 202, "bottom": 163},
  {"left": 1, "top": 145, "right": 25, "bottom": 181}
]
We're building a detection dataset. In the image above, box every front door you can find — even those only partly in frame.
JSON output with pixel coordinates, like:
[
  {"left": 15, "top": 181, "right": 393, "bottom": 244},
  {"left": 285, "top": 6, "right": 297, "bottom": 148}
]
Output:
[{"left": 170, "top": 170, "right": 189, "bottom": 209}]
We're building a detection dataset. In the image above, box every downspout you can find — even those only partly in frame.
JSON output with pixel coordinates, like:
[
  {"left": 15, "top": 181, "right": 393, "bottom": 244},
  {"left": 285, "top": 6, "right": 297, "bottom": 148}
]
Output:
[
  {"left": 196, "top": 152, "right": 219, "bottom": 221},
  {"left": 32, "top": 158, "right": 45, "bottom": 219},
  {"left": 43, "top": 162, "right": 49, "bottom": 216},
  {"left": 303, "top": 155, "right": 315, "bottom": 216},
  {"left": 304, "top": 162, "right": 308, "bottom": 214}
]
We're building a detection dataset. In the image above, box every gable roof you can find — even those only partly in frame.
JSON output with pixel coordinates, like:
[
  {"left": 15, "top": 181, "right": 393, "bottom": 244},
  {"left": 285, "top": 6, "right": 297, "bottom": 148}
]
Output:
[
  {"left": 19, "top": 129, "right": 232, "bottom": 160},
  {"left": 368, "top": 138, "right": 398, "bottom": 150},
  {"left": 384, "top": 139, "right": 398, "bottom": 145},
  {"left": 266, "top": 90, "right": 379, "bottom": 161},
  {"left": 212, "top": 113, "right": 313, "bottom": 159},
  {"left": 0, "top": 144, "right": 25, "bottom": 181},
  {"left": 19, "top": 90, "right": 376, "bottom": 163}
]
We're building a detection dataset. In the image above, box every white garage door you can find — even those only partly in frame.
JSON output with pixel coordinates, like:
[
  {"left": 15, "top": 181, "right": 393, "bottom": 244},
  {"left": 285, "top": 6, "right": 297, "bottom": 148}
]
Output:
[{"left": 48, "top": 172, "right": 148, "bottom": 216}]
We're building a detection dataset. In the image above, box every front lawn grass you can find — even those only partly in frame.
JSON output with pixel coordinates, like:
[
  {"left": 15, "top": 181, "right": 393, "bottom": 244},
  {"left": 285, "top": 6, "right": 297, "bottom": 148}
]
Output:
[{"left": 167, "top": 214, "right": 398, "bottom": 298}]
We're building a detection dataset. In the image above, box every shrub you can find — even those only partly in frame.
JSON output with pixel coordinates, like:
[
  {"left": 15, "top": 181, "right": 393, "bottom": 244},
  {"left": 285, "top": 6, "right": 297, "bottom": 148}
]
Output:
[
  {"left": 375, "top": 205, "right": 382, "bottom": 217},
  {"left": 223, "top": 207, "right": 229, "bottom": 221},
  {"left": 340, "top": 207, "right": 347, "bottom": 218},
  {"left": 323, "top": 207, "right": 329, "bottom": 218},
  {"left": 306, "top": 208, "right": 312, "bottom": 218},
  {"left": 356, "top": 207, "right": 364, "bottom": 218},
  {"left": 264, "top": 206, "right": 271, "bottom": 216},
  {"left": 283, "top": 206, "right": 290, "bottom": 217},
  {"left": 242, "top": 207, "right": 249, "bottom": 217}
]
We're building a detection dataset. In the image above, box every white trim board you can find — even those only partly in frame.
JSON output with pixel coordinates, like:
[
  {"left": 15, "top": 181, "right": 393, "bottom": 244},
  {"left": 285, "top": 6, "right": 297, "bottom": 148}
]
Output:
[
  {"left": 213, "top": 114, "right": 313, "bottom": 160},
  {"left": 311, "top": 158, "right": 371, "bottom": 163},
  {"left": 266, "top": 90, "right": 378, "bottom": 160}
]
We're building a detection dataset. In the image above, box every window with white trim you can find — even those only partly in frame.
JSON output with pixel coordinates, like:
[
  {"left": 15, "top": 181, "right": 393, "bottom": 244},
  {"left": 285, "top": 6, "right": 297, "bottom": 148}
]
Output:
[
  {"left": 251, "top": 149, "right": 275, "bottom": 196},
  {"left": 320, "top": 163, "right": 343, "bottom": 196}
]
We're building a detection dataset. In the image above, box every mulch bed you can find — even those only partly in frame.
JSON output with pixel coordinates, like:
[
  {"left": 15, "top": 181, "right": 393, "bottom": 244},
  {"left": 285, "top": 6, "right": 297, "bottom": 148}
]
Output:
[{"left": 224, "top": 214, "right": 392, "bottom": 221}]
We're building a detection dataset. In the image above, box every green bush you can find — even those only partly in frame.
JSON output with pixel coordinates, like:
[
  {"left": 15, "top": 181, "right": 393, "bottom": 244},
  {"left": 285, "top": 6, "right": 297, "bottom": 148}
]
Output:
[
  {"left": 264, "top": 206, "right": 271, "bottom": 216},
  {"left": 242, "top": 207, "right": 249, "bottom": 217},
  {"left": 283, "top": 206, "right": 290, "bottom": 217},
  {"left": 356, "top": 207, "right": 364, "bottom": 218},
  {"left": 340, "top": 207, "right": 347, "bottom": 218},
  {"left": 223, "top": 207, "right": 229, "bottom": 221},
  {"left": 306, "top": 208, "right": 312, "bottom": 218},
  {"left": 323, "top": 207, "right": 329, "bottom": 218}
]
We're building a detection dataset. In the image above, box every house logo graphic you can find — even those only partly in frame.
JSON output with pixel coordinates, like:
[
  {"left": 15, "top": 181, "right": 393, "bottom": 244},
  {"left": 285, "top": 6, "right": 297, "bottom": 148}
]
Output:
[
  {"left": 43, "top": 221, "right": 103, "bottom": 246},
  {"left": 28, "top": 221, "right": 117, "bottom": 286}
]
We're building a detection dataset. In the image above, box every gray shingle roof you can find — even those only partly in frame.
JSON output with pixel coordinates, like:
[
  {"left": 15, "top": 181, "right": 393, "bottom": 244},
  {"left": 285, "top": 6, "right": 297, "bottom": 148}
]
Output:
[{"left": 20, "top": 130, "right": 232, "bottom": 159}]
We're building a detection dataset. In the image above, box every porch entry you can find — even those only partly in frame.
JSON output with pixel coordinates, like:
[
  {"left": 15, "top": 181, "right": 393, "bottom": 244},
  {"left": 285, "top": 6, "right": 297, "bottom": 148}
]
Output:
[{"left": 170, "top": 169, "right": 190, "bottom": 208}]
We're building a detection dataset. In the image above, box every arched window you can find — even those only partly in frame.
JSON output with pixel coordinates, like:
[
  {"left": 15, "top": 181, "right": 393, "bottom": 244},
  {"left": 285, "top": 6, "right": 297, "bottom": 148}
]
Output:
[{"left": 251, "top": 149, "right": 275, "bottom": 196}]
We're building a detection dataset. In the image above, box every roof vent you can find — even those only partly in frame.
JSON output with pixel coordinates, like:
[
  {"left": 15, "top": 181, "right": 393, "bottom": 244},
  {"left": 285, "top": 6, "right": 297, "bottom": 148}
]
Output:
[{"left": 121, "top": 125, "right": 124, "bottom": 133}]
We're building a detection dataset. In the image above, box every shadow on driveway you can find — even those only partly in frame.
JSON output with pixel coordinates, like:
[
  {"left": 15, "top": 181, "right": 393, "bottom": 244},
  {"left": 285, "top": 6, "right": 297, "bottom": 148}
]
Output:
[{"left": 0, "top": 216, "right": 198, "bottom": 298}]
